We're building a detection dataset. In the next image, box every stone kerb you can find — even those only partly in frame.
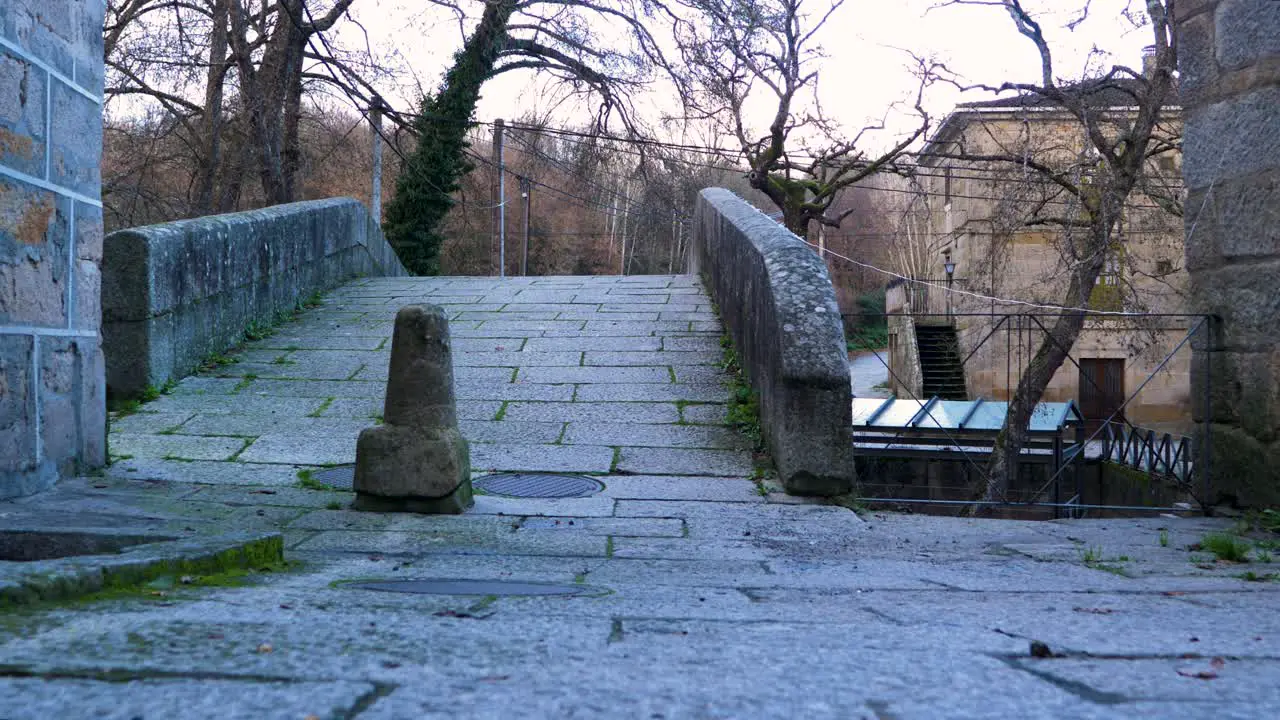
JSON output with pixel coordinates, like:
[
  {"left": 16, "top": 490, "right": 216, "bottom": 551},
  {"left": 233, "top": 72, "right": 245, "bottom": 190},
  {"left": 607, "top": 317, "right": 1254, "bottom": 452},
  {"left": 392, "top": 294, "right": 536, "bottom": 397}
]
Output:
[
  {"left": 102, "top": 198, "right": 408, "bottom": 398},
  {"left": 692, "top": 188, "right": 855, "bottom": 495}
]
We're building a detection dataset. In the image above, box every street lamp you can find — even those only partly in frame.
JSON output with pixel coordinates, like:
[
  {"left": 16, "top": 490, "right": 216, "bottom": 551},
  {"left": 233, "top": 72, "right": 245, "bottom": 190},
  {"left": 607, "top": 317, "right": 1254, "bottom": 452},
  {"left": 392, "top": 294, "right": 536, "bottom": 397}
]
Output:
[{"left": 942, "top": 249, "right": 956, "bottom": 320}]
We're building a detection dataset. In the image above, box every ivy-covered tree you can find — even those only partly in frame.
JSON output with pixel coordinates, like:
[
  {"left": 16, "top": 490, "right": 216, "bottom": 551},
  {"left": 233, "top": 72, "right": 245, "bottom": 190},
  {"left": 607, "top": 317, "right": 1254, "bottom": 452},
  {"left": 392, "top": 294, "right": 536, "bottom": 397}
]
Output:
[
  {"left": 384, "top": 0, "right": 673, "bottom": 274},
  {"left": 384, "top": 1, "right": 517, "bottom": 275}
]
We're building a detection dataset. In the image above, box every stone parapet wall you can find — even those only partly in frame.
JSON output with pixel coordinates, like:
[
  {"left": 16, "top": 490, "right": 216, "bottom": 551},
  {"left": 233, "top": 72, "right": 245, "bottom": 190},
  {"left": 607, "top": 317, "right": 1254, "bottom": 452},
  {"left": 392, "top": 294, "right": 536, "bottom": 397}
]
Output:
[
  {"left": 0, "top": 0, "right": 107, "bottom": 498},
  {"left": 102, "top": 198, "right": 409, "bottom": 398},
  {"left": 1177, "top": 0, "right": 1280, "bottom": 505},
  {"left": 691, "top": 188, "right": 854, "bottom": 495}
]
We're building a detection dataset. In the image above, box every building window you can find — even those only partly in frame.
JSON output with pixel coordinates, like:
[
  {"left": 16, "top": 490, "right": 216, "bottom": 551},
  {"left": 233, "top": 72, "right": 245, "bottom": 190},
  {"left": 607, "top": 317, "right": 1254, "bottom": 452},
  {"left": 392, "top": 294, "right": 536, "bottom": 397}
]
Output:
[
  {"left": 1089, "top": 244, "right": 1123, "bottom": 311},
  {"left": 944, "top": 167, "right": 953, "bottom": 204}
]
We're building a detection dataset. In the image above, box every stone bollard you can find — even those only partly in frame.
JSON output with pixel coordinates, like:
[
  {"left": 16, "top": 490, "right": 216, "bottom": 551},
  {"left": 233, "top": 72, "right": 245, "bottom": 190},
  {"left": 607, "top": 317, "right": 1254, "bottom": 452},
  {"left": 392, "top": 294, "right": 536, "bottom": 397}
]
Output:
[{"left": 353, "top": 305, "right": 473, "bottom": 514}]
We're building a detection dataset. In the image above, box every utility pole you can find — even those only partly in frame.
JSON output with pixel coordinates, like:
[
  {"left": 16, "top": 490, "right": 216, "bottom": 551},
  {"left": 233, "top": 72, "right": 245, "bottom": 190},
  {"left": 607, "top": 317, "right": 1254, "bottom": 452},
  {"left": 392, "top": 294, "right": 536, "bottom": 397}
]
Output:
[
  {"left": 668, "top": 209, "right": 677, "bottom": 274},
  {"left": 520, "top": 176, "right": 532, "bottom": 276},
  {"left": 619, "top": 181, "right": 630, "bottom": 276},
  {"left": 492, "top": 119, "right": 506, "bottom": 278},
  {"left": 370, "top": 96, "right": 383, "bottom": 222},
  {"left": 607, "top": 179, "right": 619, "bottom": 261}
]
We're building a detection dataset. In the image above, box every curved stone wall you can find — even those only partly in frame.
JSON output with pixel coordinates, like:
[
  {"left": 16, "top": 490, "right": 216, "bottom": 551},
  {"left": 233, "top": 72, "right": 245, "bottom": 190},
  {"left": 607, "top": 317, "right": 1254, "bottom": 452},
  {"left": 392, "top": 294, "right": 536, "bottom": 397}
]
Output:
[{"left": 691, "top": 188, "right": 854, "bottom": 495}]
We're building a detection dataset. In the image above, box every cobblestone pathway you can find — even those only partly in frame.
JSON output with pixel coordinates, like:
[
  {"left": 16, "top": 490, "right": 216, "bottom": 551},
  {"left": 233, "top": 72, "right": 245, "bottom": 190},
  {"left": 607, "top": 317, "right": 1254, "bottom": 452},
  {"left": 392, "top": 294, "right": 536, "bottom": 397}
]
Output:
[
  {"left": 107, "top": 274, "right": 759, "bottom": 489},
  {"left": 3, "top": 275, "right": 1279, "bottom": 718}
]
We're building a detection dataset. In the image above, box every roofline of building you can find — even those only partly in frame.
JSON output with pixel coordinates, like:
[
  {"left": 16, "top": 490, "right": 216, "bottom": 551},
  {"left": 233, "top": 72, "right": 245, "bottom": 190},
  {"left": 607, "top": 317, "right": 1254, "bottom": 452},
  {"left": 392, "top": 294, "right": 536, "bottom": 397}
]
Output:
[{"left": 918, "top": 103, "right": 1182, "bottom": 167}]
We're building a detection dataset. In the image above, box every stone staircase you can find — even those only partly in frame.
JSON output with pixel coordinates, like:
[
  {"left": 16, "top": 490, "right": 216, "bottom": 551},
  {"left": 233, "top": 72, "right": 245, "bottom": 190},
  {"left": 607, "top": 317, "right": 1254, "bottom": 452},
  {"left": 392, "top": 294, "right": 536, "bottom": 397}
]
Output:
[{"left": 915, "top": 325, "right": 968, "bottom": 400}]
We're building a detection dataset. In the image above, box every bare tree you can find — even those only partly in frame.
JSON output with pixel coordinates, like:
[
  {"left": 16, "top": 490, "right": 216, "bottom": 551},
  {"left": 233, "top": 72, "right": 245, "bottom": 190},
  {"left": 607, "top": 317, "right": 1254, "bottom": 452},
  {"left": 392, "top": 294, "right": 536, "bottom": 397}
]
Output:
[
  {"left": 928, "top": 0, "right": 1179, "bottom": 505},
  {"left": 671, "top": 0, "right": 932, "bottom": 238}
]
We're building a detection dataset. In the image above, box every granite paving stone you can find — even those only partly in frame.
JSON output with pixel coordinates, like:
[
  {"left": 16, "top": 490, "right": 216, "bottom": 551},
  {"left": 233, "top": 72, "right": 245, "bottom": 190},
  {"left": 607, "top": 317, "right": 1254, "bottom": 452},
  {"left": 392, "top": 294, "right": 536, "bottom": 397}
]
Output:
[
  {"left": 64, "top": 274, "right": 1280, "bottom": 719},
  {"left": 681, "top": 403, "right": 729, "bottom": 425},
  {"left": 454, "top": 382, "right": 574, "bottom": 402},
  {"left": 583, "top": 351, "right": 716, "bottom": 366},
  {"left": 516, "top": 366, "right": 672, "bottom": 384},
  {"left": 107, "top": 411, "right": 195, "bottom": 434},
  {"left": 458, "top": 420, "right": 564, "bottom": 444},
  {"left": 105, "top": 459, "right": 308, "bottom": 486},
  {"left": 138, "top": 394, "right": 328, "bottom": 417},
  {"left": 452, "top": 351, "right": 581, "bottom": 367},
  {"left": 515, "top": 517, "right": 685, "bottom": 537},
  {"left": 471, "top": 443, "right": 615, "bottom": 473},
  {"left": 672, "top": 365, "right": 732, "bottom": 384},
  {"left": 237, "top": 433, "right": 358, "bottom": 466},
  {"left": 501, "top": 401, "right": 680, "bottom": 424},
  {"left": 238, "top": 380, "right": 387, "bottom": 398},
  {"left": 554, "top": 311, "right": 660, "bottom": 322},
  {"left": 662, "top": 336, "right": 723, "bottom": 352},
  {"left": 523, "top": 336, "right": 662, "bottom": 352},
  {"left": 254, "top": 335, "right": 386, "bottom": 351},
  {"left": 315, "top": 397, "right": 384, "bottom": 418},
  {"left": 449, "top": 326, "right": 546, "bottom": 339},
  {"left": 165, "top": 377, "right": 246, "bottom": 395},
  {"left": 599, "top": 475, "right": 762, "bottom": 502},
  {"left": 450, "top": 338, "right": 529, "bottom": 352},
  {"left": 565, "top": 422, "right": 749, "bottom": 449},
  {"left": 108, "top": 434, "right": 248, "bottom": 461},
  {"left": 616, "top": 447, "right": 755, "bottom": 476},
  {"left": 172, "top": 414, "right": 376, "bottom": 438},
  {"left": 0, "top": 678, "right": 377, "bottom": 720},
  {"left": 575, "top": 383, "right": 729, "bottom": 403}
]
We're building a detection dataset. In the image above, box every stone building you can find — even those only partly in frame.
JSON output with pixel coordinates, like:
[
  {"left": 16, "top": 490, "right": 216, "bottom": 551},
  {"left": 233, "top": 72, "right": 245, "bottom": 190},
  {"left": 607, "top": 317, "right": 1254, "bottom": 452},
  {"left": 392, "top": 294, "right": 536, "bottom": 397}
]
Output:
[
  {"left": 1177, "top": 0, "right": 1280, "bottom": 506},
  {"left": 886, "top": 74, "right": 1191, "bottom": 432},
  {"left": 0, "top": 1, "right": 106, "bottom": 497}
]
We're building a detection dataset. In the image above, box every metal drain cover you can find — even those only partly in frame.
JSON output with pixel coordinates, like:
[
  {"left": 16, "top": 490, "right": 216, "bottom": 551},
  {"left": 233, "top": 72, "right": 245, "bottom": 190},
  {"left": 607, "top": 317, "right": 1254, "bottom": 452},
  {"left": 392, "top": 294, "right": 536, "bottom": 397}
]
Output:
[
  {"left": 474, "top": 473, "right": 603, "bottom": 498},
  {"left": 346, "top": 579, "right": 594, "bottom": 596},
  {"left": 313, "top": 465, "right": 355, "bottom": 490}
]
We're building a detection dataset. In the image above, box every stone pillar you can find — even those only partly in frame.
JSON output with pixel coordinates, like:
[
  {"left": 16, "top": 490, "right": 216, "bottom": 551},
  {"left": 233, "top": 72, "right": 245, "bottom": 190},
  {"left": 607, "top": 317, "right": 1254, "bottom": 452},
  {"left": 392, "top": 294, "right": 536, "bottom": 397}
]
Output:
[
  {"left": 1178, "top": 0, "right": 1280, "bottom": 506},
  {"left": 353, "top": 305, "right": 473, "bottom": 514},
  {"left": 0, "top": 1, "right": 106, "bottom": 498}
]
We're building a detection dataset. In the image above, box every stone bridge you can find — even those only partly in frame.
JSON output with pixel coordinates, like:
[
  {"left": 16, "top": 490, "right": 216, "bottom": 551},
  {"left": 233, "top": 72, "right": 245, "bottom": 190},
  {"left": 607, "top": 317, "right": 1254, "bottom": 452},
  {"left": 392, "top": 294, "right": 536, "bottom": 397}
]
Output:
[{"left": 95, "top": 190, "right": 855, "bottom": 498}]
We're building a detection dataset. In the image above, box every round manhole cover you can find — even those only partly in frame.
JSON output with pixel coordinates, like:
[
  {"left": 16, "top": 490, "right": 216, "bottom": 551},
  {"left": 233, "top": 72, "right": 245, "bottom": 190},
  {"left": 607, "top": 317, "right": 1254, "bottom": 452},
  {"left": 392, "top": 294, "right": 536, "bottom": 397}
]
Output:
[
  {"left": 473, "top": 473, "right": 603, "bottom": 498},
  {"left": 312, "top": 465, "right": 354, "bottom": 490},
  {"left": 345, "top": 579, "right": 597, "bottom": 596}
]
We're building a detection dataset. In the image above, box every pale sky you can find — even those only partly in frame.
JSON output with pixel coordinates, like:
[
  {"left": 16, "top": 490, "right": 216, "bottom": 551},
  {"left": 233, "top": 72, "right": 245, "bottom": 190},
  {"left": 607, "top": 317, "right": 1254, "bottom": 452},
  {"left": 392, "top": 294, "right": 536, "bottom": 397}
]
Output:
[{"left": 338, "top": 0, "right": 1156, "bottom": 152}]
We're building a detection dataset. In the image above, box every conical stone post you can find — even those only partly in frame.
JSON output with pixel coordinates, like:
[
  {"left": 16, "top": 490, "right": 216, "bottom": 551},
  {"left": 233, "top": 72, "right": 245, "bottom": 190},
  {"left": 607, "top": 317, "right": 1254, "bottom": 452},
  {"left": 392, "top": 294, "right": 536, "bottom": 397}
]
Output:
[{"left": 353, "top": 305, "right": 473, "bottom": 514}]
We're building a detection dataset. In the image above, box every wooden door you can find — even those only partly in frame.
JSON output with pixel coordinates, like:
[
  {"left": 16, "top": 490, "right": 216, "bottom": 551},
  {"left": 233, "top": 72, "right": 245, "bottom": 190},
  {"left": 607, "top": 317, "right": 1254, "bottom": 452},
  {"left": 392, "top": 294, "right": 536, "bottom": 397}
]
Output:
[{"left": 1079, "top": 358, "right": 1125, "bottom": 435}]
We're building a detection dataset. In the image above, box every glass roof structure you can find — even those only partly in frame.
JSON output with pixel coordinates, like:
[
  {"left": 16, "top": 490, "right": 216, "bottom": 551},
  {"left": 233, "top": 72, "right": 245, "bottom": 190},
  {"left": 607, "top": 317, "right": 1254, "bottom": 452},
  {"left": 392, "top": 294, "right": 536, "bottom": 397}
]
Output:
[{"left": 851, "top": 397, "right": 1084, "bottom": 433}]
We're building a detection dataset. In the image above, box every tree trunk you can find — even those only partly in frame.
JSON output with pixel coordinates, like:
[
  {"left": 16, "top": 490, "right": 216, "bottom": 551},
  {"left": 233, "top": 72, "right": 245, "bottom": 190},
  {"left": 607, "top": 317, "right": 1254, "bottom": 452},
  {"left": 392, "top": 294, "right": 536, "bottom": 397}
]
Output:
[
  {"left": 979, "top": 222, "right": 1113, "bottom": 503},
  {"left": 194, "top": 0, "right": 229, "bottom": 215},
  {"left": 782, "top": 205, "right": 808, "bottom": 239}
]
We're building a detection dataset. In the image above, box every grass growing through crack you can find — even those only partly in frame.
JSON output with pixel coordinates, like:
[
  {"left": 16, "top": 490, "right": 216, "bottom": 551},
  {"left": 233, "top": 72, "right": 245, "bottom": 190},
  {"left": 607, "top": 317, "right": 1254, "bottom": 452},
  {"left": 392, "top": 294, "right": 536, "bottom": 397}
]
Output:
[
  {"left": 720, "top": 335, "right": 764, "bottom": 454},
  {"left": 1078, "top": 546, "right": 1129, "bottom": 576},
  {"left": 295, "top": 469, "right": 331, "bottom": 491},
  {"left": 1201, "top": 533, "right": 1252, "bottom": 563}
]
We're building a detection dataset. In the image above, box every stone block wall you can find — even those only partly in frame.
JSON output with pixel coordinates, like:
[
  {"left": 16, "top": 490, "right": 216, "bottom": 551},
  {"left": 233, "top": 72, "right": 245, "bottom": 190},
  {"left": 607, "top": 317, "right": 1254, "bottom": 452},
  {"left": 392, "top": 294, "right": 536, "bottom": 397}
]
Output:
[
  {"left": 884, "top": 280, "right": 924, "bottom": 400},
  {"left": 691, "top": 188, "right": 855, "bottom": 495},
  {"left": 0, "top": 1, "right": 106, "bottom": 498},
  {"left": 102, "top": 198, "right": 409, "bottom": 398},
  {"left": 1177, "top": 0, "right": 1280, "bottom": 505}
]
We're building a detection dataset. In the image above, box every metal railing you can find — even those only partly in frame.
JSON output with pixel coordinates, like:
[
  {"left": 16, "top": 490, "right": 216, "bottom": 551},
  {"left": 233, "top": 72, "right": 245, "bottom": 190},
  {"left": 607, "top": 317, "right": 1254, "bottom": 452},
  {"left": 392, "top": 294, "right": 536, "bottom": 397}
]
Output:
[{"left": 1099, "top": 421, "right": 1194, "bottom": 484}]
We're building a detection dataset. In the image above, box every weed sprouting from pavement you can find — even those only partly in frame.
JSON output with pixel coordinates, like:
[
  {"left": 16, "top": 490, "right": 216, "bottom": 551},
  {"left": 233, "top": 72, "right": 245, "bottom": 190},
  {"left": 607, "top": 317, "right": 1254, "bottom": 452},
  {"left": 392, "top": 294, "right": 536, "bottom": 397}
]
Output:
[{"left": 1201, "top": 533, "right": 1252, "bottom": 563}]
